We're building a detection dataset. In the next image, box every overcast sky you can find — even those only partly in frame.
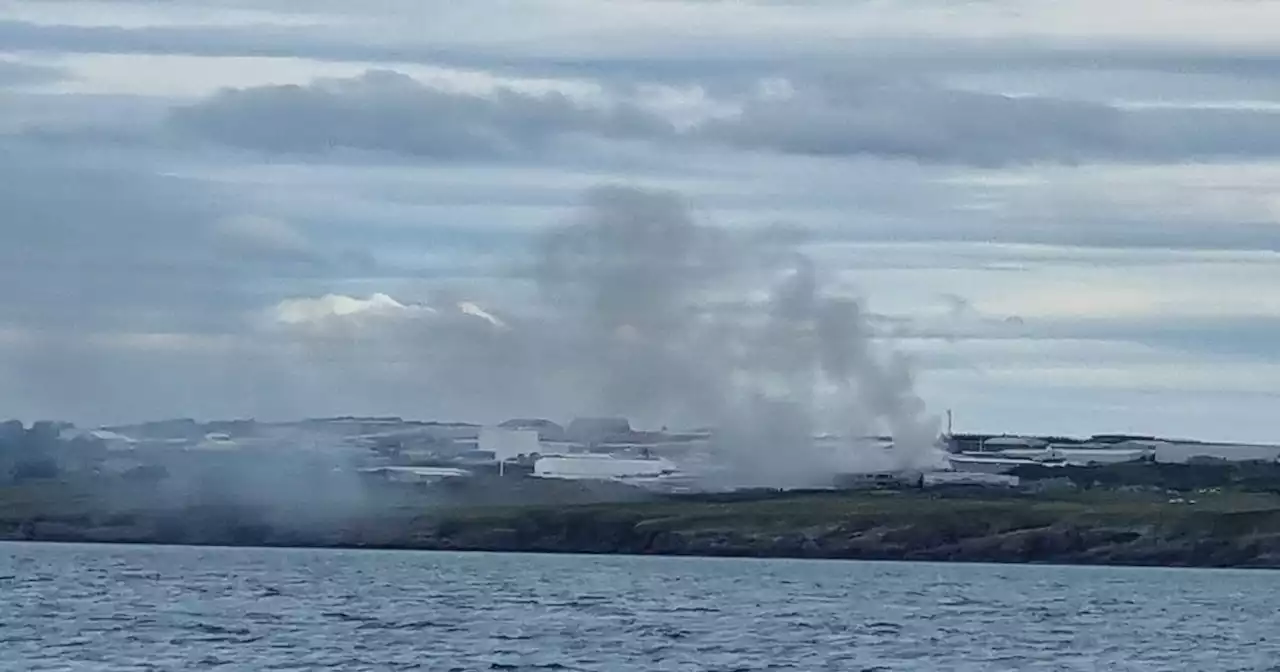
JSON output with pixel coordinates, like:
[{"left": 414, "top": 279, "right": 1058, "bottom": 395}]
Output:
[{"left": 2, "top": 0, "right": 1279, "bottom": 442}]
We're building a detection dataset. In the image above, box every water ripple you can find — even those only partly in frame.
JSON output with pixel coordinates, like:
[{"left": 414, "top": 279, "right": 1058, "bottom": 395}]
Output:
[{"left": 2, "top": 542, "right": 1279, "bottom": 670}]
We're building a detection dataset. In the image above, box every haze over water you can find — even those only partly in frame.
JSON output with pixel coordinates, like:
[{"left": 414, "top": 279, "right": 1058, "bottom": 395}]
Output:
[{"left": 3, "top": 543, "right": 1276, "bottom": 671}]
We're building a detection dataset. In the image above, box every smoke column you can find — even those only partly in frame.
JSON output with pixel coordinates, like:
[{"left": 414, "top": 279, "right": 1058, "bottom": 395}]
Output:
[
  {"left": 279, "top": 184, "right": 945, "bottom": 488},
  {"left": 522, "top": 185, "right": 943, "bottom": 486}
]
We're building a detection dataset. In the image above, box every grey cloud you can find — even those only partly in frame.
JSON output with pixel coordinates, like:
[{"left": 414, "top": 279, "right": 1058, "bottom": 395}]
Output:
[
  {"left": 0, "top": 138, "right": 255, "bottom": 422},
  {"left": 882, "top": 306, "right": 1280, "bottom": 366},
  {"left": 700, "top": 77, "right": 1280, "bottom": 166},
  {"left": 799, "top": 213, "right": 1280, "bottom": 253},
  {"left": 0, "top": 140, "right": 235, "bottom": 333},
  {"left": 169, "top": 70, "right": 674, "bottom": 159},
  {"left": 700, "top": 79, "right": 1123, "bottom": 166},
  {"left": 0, "top": 135, "right": 376, "bottom": 333},
  {"left": 211, "top": 214, "right": 317, "bottom": 262},
  {"left": 11, "top": 16, "right": 1280, "bottom": 85},
  {"left": 0, "top": 91, "right": 177, "bottom": 142},
  {"left": 0, "top": 136, "right": 389, "bottom": 423},
  {"left": 170, "top": 70, "right": 1280, "bottom": 167},
  {"left": 0, "top": 59, "right": 66, "bottom": 88},
  {"left": 1029, "top": 315, "right": 1280, "bottom": 364}
]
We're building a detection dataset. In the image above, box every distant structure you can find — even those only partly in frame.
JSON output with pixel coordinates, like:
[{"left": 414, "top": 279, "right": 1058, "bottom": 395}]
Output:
[
  {"left": 478, "top": 428, "right": 541, "bottom": 462},
  {"left": 566, "top": 417, "right": 632, "bottom": 445},
  {"left": 924, "top": 471, "right": 1020, "bottom": 488},
  {"left": 1151, "top": 442, "right": 1280, "bottom": 464},
  {"left": 497, "top": 418, "right": 566, "bottom": 442},
  {"left": 981, "top": 436, "right": 1048, "bottom": 451},
  {"left": 532, "top": 453, "right": 681, "bottom": 481},
  {"left": 358, "top": 466, "right": 472, "bottom": 484}
]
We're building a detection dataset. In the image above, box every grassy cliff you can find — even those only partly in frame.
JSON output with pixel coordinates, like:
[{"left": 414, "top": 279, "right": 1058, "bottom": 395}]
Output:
[{"left": 5, "top": 479, "right": 1280, "bottom": 568}]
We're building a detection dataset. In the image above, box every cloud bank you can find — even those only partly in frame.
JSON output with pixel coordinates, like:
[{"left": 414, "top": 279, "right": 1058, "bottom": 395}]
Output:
[{"left": 167, "top": 70, "right": 1280, "bottom": 167}]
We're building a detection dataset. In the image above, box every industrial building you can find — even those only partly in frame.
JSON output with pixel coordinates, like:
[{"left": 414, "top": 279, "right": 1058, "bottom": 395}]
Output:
[
  {"left": 357, "top": 466, "right": 473, "bottom": 484},
  {"left": 1152, "top": 442, "right": 1280, "bottom": 464}
]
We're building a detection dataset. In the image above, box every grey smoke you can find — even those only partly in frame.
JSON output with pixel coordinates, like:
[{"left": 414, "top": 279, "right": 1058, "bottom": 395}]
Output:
[
  {"left": 531, "top": 186, "right": 944, "bottom": 485},
  {"left": 282, "top": 184, "right": 943, "bottom": 487}
]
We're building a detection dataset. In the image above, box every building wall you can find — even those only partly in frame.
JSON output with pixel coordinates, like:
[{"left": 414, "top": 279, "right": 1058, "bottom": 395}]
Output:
[
  {"left": 924, "top": 472, "right": 1019, "bottom": 488},
  {"left": 533, "top": 455, "right": 676, "bottom": 479},
  {"left": 947, "top": 456, "right": 1030, "bottom": 474},
  {"left": 1054, "top": 448, "right": 1148, "bottom": 465},
  {"left": 981, "top": 437, "right": 1047, "bottom": 450},
  {"left": 479, "top": 428, "right": 541, "bottom": 461},
  {"left": 1154, "top": 443, "right": 1280, "bottom": 464}
]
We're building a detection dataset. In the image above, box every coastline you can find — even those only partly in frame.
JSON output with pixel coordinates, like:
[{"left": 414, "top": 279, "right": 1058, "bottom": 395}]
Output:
[{"left": 6, "top": 483, "right": 1280, "bottom": 569}]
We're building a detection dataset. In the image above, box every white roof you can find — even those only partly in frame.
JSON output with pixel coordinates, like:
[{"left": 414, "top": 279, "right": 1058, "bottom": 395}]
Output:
[
  {"left": 534, "top": 454, "right": 678, "bottom": 479},
  {"left": 983, "top": 437, "right": 1047, "bottom": 447},
  {"left": 89, "top": 429, "right": 135, "bottom": 443},
  {"left": 359, "top": 466, "right": 472, "bottom": 478}
]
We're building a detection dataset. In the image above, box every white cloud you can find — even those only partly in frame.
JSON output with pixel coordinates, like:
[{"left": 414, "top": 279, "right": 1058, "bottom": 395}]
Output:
[
  {"left": 458, "top": 301, "right": 507, "bottom": 328},
  {"left": 270, "top": 292, "right": 430, "bottom": 326}
]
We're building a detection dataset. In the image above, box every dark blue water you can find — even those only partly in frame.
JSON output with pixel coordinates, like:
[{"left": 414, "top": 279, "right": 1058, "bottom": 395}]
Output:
[{"left": 2, "top": 542, "right": 1278, "bottom": 671}]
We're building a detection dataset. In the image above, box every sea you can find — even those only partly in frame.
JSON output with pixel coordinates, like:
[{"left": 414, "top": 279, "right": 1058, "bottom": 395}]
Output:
[{"left": 2, "top": 542, "right": 1277, "bottom": 671}]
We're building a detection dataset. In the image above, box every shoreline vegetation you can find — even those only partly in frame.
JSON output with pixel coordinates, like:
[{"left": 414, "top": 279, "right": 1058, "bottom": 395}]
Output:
[{"left": 7, "top": 476, "right": 1280, "bottom": 569}]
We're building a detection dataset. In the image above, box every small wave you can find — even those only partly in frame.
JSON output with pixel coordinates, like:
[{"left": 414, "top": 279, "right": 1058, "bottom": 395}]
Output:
[
  {"left": 355, "top": 618, "right": 446, "bottom": 631},
  {"left": 486, "top": 660, "right": 573, "bottom": 665},
  {"left": 322, "top": 610, "right": 379, "bottom": 623},
  {"left": 188, "top": 623, "right": 252, "bottom": 637}
]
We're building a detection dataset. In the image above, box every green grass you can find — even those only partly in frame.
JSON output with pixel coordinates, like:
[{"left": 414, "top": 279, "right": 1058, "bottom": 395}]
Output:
[
  {"left": 9, "top": 480, "right": 1280, "bottom": 567},
  {"left": 419, "top": 488, "right": 1280, "bottom": 540}
]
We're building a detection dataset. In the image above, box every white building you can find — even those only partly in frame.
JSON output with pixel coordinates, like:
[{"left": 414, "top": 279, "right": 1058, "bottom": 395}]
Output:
[
  {"left": 188, "top": 432, "right": 240, "bottom": 451},
  {"left": 88, "top": 429, "right": 137, "bottom": 452},
  {"left": 948, "top": 453, "right": 1059, "bottom": 474},
  {"left": 996, "top": 445, "right": 1150, "bottom": 466},
  {"left": 1053, "top": 448, "right": 1149, "bottom": 466},
  {"left": 358, "top": 466, "right": 472, "bottom": 483},
  {"left": 980, "top": 436, "right": 1048, "bottom": 451},
  {"left": 478, "top": 428, "right": 541, "bottom": 462},
  {"left": 923, "top": 471, "right": 1020, "bottom": 488},
  {"left": 532, "top": 454, "right": 681, "bottom": 481}
]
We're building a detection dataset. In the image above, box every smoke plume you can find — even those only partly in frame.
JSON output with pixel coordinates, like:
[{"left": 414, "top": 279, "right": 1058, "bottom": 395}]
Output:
[
  {"left": 527, "top": 185, "right": 943, "bottom": 486},
  {"left": 271, "top": 184, "right": 943, "bottom": 487},
  {"left": 347, "top": 185, "right": 941, "bottom": 486}
]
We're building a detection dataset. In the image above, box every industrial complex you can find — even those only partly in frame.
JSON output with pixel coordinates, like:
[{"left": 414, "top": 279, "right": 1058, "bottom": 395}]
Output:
[{"left": 9, "top": 414, "right": 1277, "bottom": 496}]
